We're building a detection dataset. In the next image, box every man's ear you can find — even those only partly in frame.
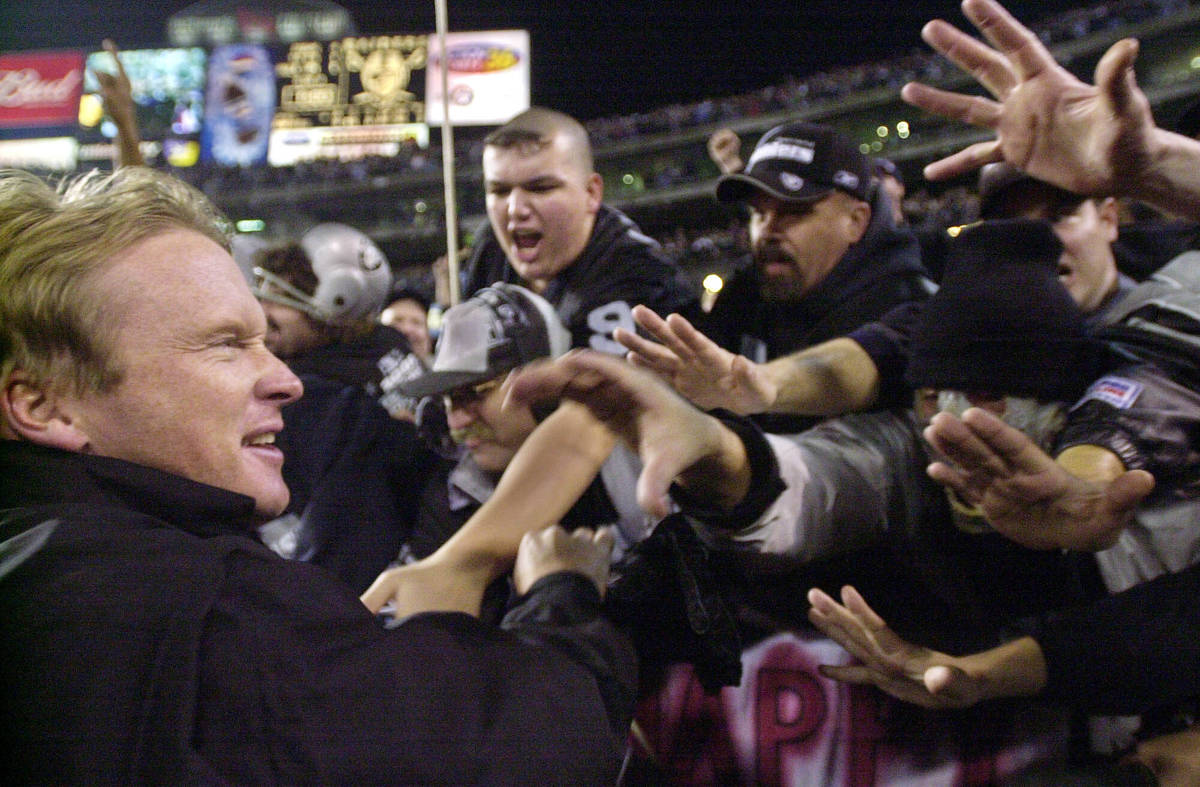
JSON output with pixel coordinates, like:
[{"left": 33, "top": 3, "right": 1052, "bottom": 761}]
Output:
[
  {"left": 585, "top": 172, "right": 604, "bottom": 213},
  {"left": 1097, "top": 196, "right": 1121, "bottom": 242},
  {"left": 1, "top": 373, "right": 90, "bottom": 451},
  {"left": 844, "top": 198, "right": 872, "bottom": 243}
]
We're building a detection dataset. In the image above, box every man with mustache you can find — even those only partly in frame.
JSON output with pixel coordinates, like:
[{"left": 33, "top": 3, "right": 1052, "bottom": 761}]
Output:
[{"left": 703, "top": 124, "right": 931, "bottom": 363}]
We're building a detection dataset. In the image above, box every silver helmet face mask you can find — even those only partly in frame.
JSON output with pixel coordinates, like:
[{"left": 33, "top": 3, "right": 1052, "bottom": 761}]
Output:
[
  {"left": 934, "top": 390, "right": 1067, "bottom": 454},
  {"left": 253, "top": 223, "right": 392, "bottom": 325},
  {"left": 929, "top": 390, "right": 1067, "bottom": 534}
]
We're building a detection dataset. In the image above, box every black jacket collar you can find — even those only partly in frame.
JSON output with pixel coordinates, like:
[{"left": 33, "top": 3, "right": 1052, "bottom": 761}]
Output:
[{"left": 0, "top": 441, "right": 260, "bottom": 540}]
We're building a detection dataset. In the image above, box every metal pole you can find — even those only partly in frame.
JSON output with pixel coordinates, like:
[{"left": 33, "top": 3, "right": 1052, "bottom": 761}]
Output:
[{"left": 434, "top": 0, "right": 461, "bottom": 305}]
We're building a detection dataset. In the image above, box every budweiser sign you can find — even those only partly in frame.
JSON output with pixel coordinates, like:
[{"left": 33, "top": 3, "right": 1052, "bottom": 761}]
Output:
[{"left": 0, "top": 52, "right": 85, "bottom": 128}]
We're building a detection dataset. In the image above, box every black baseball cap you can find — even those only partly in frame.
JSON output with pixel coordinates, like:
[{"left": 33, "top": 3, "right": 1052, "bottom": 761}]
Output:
[
  {"left": 716, "top": 121, "right": 871, "bottom": 205},
  {"left": 977, "top": 162, "right": 1085, "bottom": 220}
]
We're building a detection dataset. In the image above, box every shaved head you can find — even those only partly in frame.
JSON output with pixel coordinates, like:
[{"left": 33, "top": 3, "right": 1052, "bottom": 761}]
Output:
[{"left": 484, "top": 107, "right": 594, "bottom": 175}]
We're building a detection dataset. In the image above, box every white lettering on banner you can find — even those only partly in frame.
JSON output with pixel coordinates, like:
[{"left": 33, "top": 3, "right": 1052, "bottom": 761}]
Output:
[
  {"left": 0, "top": 68, "right": 81, "bottom": 107},
  {"left": 746, "top": 139, "right": 815, "bottom": 169},
  {"left": 587, "top": 300, "right": 635, "bottom": 355}
]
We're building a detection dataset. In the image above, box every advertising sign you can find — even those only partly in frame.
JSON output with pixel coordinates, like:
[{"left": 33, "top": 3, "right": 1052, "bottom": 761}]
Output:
[
  {"left": 0, "top": 136, "right": 78, "bottom": 169},
  {"left": 0, "top": 51, "right": 85, "bottom": 129},
  {"left": 268, "top": 122, "right": 428, "bottom": 166},
  {"left": 424, "top": 30, "right": 529, "bottom": 126}
]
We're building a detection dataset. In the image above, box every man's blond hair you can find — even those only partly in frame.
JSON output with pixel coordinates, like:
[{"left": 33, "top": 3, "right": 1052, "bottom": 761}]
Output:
[{"left": 0, "top": 167, "right": 232, "bottom": 397}]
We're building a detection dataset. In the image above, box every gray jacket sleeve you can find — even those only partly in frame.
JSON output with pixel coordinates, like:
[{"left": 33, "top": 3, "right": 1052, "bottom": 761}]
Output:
[{"left": 696, "top": 409, "right": 926, "bottom": 562}]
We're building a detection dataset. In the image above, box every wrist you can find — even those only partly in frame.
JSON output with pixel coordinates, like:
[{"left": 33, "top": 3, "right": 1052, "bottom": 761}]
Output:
[
  {"left": 1128, "top": 127, "right": 1199, "bottom": 208},
  {"left": 676, "top": 417, "right": 750, "bottom": 510},
  {"left": 758, "top": 361, "right": 787, "bottom": 414},
  {"left": 426, "top": 544, "right": 507, "bottom": 586},
  {"left": 963, "top": 636, "right": 1047, "bottom": 701}
]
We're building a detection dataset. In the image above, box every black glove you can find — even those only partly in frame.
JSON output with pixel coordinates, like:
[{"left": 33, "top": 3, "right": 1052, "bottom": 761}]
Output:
[{"left": 606, "top": 513, "right": 742, "bottom": 694}]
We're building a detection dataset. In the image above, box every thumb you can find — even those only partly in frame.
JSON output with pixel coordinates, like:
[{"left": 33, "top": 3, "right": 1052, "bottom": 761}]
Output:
[
  {"left": 359, "top": 574, "right": 394, "bottom": 614},
  {"left": 636, "top": 454, "right": 675, "bottom": 519},
  {"left": 1108, "top": 468, "right": 1155, "bottom": 514},
  {"left": 1095, "top": 38, "right": 1140, "bottom": 115},
  {"left": 730, "top": 355, "right": 769, "bottom": 410},
  {"left": 923, "top": 664, "right": 977, "bottom": 706}
]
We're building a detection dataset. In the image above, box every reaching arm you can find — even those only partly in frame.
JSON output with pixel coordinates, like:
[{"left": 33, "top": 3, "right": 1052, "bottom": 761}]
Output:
[
  {"left": 903, "top": 0, "right": 1200, "bottom": 222},
  {"left": 807, "top": 585, "right": 1048, "bottom": 709},
  {"left": 507, "top": 349, "right": 752, "bottom": 520},
  {"left": 923, "top": 407, "right": 1155, "bottom": 551},
  {"left": 615, "top": 305, "right": 880, "bottom": 416},
  {"left": 759, "top": 338, "right": 881, "bottom": 416},
  {"left": 91, "top": 40, "right": 144, "bottom": 168},
  {"left": 817, "top": 567, "right": 1200, "bottom": 716},
  {"left": 360, "top": 399, "right": 615, "bottom": 616}
]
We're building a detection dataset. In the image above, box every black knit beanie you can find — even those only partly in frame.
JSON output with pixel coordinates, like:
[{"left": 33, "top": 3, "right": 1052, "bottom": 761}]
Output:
[{"left": 904, "top": 219, "right": 1104, "bottom": 402}]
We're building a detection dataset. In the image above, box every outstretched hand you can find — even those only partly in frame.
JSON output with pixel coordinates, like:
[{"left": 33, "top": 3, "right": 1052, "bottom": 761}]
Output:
[
  {"left": 507, "top": 350, "right": 748, "bottom": 519},
  {"left": 90, "top": 39, "right": 145, "bottom": 167},
  {"left": 706, "top": 128, "right": 744, "bottom": 175},
  {"left": 924, "top": 407, "right": 1155, "bottom": 551},
  {"left": 806, "top": 586, "right": 990, "bottom": 709},
  {"left": 91, "top": 40, "right": 136, "bottom": 127},
  {"left": 901, "top": 0, "right": 1153, "bottom": 197},
  {"left": 614, "top": 305, "right": 776, "bottom": 415}
]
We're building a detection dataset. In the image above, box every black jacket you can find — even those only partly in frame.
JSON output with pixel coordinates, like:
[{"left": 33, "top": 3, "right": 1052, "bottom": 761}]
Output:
[
  {"left": 279, "top": 325, "right": 435, "bottom": 593},
  {"left": 1024, "top": 560, "right": 1200, "bottom": 716},
  {"left": 464, "top": 205, "right": 701, "bottom": 351},
  {"left": 0, "top": 440, "right": 637, "bottom": 785},
  {"left": 701, "top": 187, "right": 931, "bottom": 364}
]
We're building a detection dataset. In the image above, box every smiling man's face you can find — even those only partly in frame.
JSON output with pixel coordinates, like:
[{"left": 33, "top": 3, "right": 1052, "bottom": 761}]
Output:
[{"left": 57, "top": 229, "right": 304, "bottom": 517}]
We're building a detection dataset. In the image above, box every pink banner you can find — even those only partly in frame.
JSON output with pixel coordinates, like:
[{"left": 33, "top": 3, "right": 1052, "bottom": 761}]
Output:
[
  {"left": 0, "top": 51, "right": 85, "bottom": 128},
  {"left": 630, "top": 631, "right": 1071, "bottom": 785}
]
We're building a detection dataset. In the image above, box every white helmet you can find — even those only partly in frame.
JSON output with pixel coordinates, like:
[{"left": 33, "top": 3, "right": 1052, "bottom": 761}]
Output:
[
  {"left": 230, "top": 232, "right": 269, "bottom": 285},
  {"left": 254, "top": 223, "right": 392, "bottom": 325}
]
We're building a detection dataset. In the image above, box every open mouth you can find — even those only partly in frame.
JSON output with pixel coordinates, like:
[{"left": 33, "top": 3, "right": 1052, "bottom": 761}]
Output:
[
  {"left": 511, "top": 229, "right": 542, "bottom": 262},
  {"left": 243, "top": 432, "right": 278, "bottom": 447},
  {"left": 760, "top": 253, "right": 794, "bottom": 277}
]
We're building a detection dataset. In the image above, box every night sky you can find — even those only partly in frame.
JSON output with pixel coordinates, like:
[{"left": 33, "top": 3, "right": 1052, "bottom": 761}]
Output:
[{"left": 2, "top": 0, "right": 1090, "bottom": 121}]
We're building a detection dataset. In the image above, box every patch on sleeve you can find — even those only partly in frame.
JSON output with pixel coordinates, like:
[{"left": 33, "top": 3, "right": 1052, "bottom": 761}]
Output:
[{"left": 1077, "top": 376, "right": 1143, "bottom": 410}]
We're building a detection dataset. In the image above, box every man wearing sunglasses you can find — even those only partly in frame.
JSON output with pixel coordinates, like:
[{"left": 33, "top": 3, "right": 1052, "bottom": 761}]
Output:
[{"left": 398, "top": 284, "right": 655, "bottom": 577}]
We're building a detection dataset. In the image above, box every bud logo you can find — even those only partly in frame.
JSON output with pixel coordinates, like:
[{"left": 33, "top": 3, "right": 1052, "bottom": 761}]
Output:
[
  {"left": 444, "top": 44, "right": 520, "bottom": 73},
  {"left": 0, "top": 52, "right": 85, "bottom": 128}
]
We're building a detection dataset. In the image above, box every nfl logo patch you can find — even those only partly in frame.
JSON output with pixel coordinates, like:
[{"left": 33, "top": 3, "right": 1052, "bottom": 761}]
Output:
[{"left": 1080, "top": 376, "right": 1143, "bottom": 409}]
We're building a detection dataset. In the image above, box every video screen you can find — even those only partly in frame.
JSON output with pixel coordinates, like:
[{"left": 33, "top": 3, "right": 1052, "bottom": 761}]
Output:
[{"left": 80, "top": 47, "right": 206, "bottom": 166}]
